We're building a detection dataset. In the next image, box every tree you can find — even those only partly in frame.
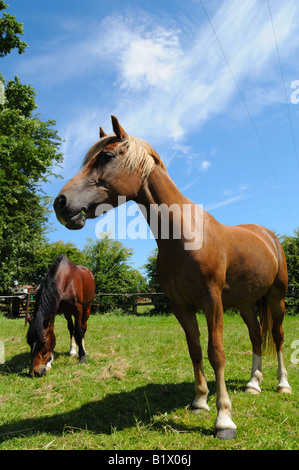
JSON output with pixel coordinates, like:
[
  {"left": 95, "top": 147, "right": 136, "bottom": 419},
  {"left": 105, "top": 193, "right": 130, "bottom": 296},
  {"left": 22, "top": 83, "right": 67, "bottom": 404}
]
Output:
[
  {"left": 0, "top": 76, "right": 63, "bottom": 289},
  {"left": 0, "top": 1, "right": 28, "bottom": 57},
  {"left": 24, "top": 240, "right": 87, "bottom": 287},
  {"left": 0, "top": 4, "right": 63, "bottom": 290},
  {"left": 0, "top": 2, "right": 63, "bottom": 291},
  {"left": 143, "top": 248, "right": 171, "bottom": 314},
  {"left": 84, "top": 236, "right": 146, "bottom": 309},
  {"left": 281, "top": 229, "right": 299, "bottom": 315}
]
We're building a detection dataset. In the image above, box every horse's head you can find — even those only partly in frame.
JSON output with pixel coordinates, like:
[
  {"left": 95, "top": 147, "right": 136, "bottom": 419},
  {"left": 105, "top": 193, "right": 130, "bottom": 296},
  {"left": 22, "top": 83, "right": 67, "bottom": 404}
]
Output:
[
  {"left": 27, "top": 316, "right": 56, "bottom": 377},
  {"left": 54, "top": 115, "right": 160, "bottom": 229}
]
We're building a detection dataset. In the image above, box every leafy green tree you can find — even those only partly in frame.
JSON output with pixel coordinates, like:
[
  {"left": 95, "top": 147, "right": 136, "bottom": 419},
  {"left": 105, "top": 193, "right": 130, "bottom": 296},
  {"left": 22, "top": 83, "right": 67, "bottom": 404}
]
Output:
[
  {"left": 0, "top": 4, "right": 62, "bottom": 290},
  {"left": 23, "top": 241, "right": 87, "bottom": 286},
  {"left": 143, "top": 248, "right": 160, "bottom": 292},
  {"left": 0, "top": 1, "right": 28, "bottom": 57},
  {"left": 281, "top": 229, "right": 299, "bottom": 315},
  {"left": 0, "top": 76, "right": 63, "bottom": 289},
  {"left": 143, "top": 248, "right": 171, "bottom": 314},
  {"left": 84, "top": 236, "right": 146, "bottom": 309}
]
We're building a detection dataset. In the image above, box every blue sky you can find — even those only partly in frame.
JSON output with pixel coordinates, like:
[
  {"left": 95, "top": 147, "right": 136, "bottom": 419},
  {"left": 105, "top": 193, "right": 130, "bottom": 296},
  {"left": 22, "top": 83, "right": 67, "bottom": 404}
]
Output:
[{"left": 2, "top": 0, "right": 299, "bottom": 273}]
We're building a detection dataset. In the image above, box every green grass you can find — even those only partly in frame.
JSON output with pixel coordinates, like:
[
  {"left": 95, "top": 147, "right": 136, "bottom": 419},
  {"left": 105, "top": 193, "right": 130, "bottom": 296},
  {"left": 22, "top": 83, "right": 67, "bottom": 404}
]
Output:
[{"left": 0, "top": 312, "right": 298, "bottom": 450}]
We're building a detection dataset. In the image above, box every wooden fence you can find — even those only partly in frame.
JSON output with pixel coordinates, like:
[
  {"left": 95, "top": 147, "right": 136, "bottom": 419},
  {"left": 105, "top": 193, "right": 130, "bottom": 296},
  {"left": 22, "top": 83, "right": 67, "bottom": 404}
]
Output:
[
  {"left": 1, "top": 285, "right": 297, "bottom": 319},
  {"left": 92, "top": 292, "right": 169, "bottom": 314},
  {"left": 0, "top": 291, "right": 170, "bottom": 318}
]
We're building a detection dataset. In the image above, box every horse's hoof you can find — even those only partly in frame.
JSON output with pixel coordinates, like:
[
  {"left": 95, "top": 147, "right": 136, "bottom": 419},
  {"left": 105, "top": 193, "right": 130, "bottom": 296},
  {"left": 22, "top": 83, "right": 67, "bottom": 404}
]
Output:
[
  {"left": 79, "top": 356, "right": 87, "bottom": 364},
  {"left": 277, "top": 385, "right": 292, "bottom": 394},
  {"left": 245, "top": 386, "right": 261, "bottom": 395},
  {"left": 214, "top": 428, "right": 237, "bottom": 440}
]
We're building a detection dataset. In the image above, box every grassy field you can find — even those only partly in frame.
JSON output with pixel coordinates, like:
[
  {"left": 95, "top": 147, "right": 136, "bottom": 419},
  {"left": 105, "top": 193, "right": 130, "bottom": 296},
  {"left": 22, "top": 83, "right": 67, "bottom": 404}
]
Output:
[{"left": 0, "top": 311, "right": 298, "bottom": 450}]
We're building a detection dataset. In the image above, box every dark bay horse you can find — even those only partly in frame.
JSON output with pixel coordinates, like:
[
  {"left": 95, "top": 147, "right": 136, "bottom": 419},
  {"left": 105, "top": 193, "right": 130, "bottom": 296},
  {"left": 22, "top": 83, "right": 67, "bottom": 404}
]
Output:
[
  {"left": 27, "top": 255, "right": 95, "bottom": 377},
  {"left": 54, "top": 116, "right": 291, "bottom": 439}
]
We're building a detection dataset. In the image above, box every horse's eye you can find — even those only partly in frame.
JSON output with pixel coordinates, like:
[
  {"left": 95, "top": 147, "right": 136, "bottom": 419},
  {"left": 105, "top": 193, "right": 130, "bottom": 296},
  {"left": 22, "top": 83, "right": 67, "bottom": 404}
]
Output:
[
  {"left": 97, "top": 178, "right": 107, "bottom": 188},
  {"left": 95, "top": 150, "right": 115, "bottom": 169}
]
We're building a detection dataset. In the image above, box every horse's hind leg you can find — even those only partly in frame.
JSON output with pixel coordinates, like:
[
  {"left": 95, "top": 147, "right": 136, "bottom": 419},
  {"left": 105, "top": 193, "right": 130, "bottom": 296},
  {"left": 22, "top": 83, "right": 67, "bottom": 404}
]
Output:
[
  {"left": 266, "top": 293, "right": 291, "bottom": 393},
  {"left": 74, "top": 305, "right": 89, "bottom": 364},
  {"left": 80, "top": 304, "right": 91, "bottom": 359},
  {"left": 239, "top": 304, "right": 263, "bottom": 394},
  {"left": 64, "top": 313, "right": 77, "bottom": 356}
]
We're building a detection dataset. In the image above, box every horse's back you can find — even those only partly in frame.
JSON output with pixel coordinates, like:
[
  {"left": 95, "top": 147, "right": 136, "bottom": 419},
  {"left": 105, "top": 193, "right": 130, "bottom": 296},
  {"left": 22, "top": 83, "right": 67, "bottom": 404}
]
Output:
[
  {"left": 55, "top": 258, "right": 95, "bottom": 305},
  {"left": 220, "top": 223, "right": 287, "bottom": 307}
]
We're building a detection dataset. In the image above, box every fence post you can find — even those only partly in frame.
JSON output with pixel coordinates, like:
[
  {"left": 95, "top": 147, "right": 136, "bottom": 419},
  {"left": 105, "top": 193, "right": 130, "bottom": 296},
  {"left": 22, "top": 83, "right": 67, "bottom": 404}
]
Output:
[{"left": 132, "top": 296, "right": 138, "bottom": 315}]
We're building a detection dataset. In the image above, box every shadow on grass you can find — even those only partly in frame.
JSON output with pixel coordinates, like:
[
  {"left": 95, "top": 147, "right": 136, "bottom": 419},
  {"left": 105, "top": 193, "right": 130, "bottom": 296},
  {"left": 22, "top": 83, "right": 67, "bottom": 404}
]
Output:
[
  {"left": 0, "top": 375, "right": 247, "bottom": 444},
  {"left": 0, "top": 350, "right": 248, "bottom": 443}
]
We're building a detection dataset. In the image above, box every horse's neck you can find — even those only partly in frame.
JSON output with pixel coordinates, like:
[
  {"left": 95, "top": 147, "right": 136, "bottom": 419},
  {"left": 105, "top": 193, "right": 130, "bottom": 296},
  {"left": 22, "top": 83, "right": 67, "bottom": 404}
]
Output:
[
  {"left": 36, "top": 275, "right": 61, "bottom": 325},
  {"left": 139, "top": 165, "right": 189, "bottom": 206},
  {"left": 136, "top": 165, "right": 193, "bottom": 248}
]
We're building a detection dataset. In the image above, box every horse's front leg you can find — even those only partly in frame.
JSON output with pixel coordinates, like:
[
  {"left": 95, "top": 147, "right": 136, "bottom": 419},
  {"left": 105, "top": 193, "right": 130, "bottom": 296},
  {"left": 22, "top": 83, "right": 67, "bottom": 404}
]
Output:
[
  {"left": 204, "top": 289, "right": 237, "bottom": 440},
  {"left": 172, "top": 304, "right": 210, "bottom": 413}
]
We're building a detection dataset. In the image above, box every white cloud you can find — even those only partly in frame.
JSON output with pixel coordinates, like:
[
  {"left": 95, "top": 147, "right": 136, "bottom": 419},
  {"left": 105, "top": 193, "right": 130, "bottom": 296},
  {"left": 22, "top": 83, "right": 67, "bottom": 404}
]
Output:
[
  {"left": 200, "top": 161, "right": 211, "bottom": 171},
  {"left": 88, "top": 0, "right": 299, "bottom": 145},
  {"left": 36, "top": 0, "right": 299, "bottom": 174},
  {"left": 205, "top": 194, "right": 245, "bottom": 212}
]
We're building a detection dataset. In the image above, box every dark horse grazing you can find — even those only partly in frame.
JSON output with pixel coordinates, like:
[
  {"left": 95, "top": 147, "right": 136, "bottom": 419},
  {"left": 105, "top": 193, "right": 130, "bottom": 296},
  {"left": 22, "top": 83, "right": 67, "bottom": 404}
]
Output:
[
  {"left": 27, "top": 255, "right": 95, "bottom": 377},
  {"left": 54, "top": 116, "right": 291, "bottom": 439}
]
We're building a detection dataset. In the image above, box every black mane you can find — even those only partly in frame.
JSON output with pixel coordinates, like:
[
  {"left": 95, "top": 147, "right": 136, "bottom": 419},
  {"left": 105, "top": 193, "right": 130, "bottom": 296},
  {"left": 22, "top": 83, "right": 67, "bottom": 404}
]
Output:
[{"left": 27, "top": 255, "right": 66, "bottom": 345}]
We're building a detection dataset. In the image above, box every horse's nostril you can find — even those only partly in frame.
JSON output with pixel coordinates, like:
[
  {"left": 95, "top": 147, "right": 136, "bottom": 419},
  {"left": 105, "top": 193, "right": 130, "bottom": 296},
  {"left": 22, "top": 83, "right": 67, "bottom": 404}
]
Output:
[
  {"left": 55, "top": 194, "right": 67, "bottom": 209},
  {"left": 54, "top": 194, "right": 66, "bottom": 211}
]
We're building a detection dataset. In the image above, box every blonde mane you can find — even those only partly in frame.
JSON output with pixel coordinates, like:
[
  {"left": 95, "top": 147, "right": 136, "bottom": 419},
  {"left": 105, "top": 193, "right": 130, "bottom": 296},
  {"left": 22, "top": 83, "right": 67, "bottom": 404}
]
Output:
[{"left": 82, "top": 135, "right": 167, "bottom": 180}]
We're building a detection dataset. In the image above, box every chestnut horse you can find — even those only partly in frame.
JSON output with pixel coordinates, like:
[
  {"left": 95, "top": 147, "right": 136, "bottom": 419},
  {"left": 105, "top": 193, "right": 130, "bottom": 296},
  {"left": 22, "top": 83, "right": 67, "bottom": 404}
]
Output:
[
  {"left": 27, "top": 255, "right": 95, "bottom": 377},
  {"left": 54, "top": 116, "right": 291, "bottom": 439}
]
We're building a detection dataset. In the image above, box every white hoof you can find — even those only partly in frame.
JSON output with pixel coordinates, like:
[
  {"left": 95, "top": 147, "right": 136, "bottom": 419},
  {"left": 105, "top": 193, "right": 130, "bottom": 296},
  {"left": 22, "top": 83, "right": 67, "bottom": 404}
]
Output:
[
  {"left": 277, "top": 381, "right": 292, "bottom": 394},
  {"left": 245, "top": 380, "right": 261, "bottom": 394},
  {"left": 214, "top": 412, "right": 237, "bottom": 435}
]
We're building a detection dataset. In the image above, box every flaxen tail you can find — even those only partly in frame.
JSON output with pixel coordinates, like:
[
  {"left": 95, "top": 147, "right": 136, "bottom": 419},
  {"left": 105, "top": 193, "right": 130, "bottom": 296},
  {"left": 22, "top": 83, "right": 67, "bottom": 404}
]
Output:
[{"left": 256, "top": 296, "right": 275, "bottom": 355}]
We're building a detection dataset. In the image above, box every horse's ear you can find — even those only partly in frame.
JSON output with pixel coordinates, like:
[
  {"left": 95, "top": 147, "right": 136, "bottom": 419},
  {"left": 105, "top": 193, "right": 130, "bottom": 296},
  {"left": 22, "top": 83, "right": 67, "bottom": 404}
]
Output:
[
  {"left": 99, "top": 126, "right": 107, "bottom": 138},
  {"left": 111, "top": 115, "right": 128, "bottom": 139}
]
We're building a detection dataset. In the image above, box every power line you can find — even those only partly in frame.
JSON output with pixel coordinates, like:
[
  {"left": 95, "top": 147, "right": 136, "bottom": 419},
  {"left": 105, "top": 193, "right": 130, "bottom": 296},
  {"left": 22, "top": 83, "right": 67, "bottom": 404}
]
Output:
[
  {"left": 267, "top": 0, "right": 299, "bottom": 171},
  {"left": 199, "top": 0, "right": 295, "bottom": 226}
]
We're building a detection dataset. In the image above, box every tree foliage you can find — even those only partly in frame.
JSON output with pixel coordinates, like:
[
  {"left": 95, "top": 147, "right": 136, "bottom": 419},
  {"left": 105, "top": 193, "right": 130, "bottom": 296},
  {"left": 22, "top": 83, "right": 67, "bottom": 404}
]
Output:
[
  {"left": 0, "top": 1, "right": 28, "bottom": 57},
  {"left": 0, "top": 75, "right": 63, "bottom": 289},
  {"left": 281, "top": 229, "right": 299, "bottom": 315},
  {"left": 24, "top": 241, "right": 88, "bottom": 287},
  {"left": 84, "top": 236, "right": 146, "bottom": 309},
  {"left": 0, "top": 3, "right": 63, "bottom": 290},
  {"left": 143, "top": 248, "right": 171, "bottom": 314}
]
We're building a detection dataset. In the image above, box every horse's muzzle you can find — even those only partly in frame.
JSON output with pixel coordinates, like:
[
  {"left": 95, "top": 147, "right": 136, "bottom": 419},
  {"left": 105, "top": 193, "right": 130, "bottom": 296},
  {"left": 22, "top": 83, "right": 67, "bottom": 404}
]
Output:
[
  {"left": 30, "top": 365, "right": 47, "bottom": 378},
  {"left": 54, "top": 194, "right": 86, "bottom": 230}
]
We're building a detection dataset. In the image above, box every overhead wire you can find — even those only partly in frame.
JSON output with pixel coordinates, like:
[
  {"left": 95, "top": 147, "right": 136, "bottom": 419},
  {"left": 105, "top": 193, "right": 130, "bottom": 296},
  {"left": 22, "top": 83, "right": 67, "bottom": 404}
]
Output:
[
  {"left": 267, "top": 0, "right": 299, "bottom": 171},
  {"left": 199, "top": 0, "right": 295, "bottom": 226}
]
